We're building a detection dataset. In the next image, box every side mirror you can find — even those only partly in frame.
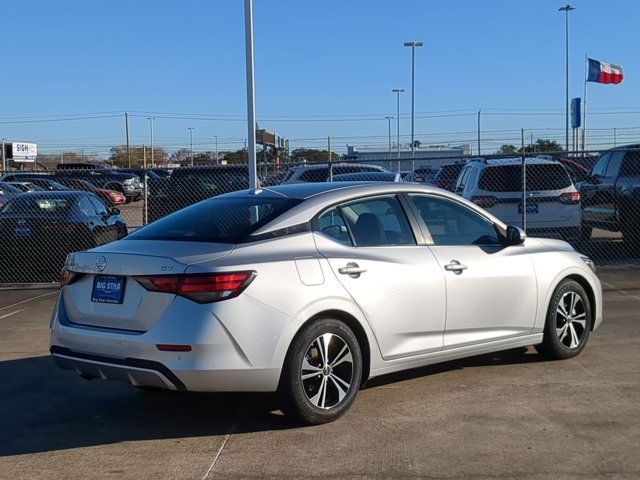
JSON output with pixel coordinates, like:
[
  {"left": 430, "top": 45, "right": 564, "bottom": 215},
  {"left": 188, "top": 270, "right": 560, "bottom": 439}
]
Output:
[
  {"left": 506, "top": 225, "right": 526, "bottom": 245},
  {"left": 110, "top": 207, "right": 120, "bottom": 216}
]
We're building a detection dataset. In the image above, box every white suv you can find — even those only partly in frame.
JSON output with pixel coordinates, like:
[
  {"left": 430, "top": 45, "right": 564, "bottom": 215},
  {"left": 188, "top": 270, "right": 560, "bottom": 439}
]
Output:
[{"left": 454, "top": 157, "right": 581, "bottom": 240}]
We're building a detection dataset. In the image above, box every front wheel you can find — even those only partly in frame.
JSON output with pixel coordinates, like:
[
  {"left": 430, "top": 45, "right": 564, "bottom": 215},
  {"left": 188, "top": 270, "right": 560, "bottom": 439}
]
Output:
[
  {"left": 537, "top": 279, "right": 592, "bottom": 360},
  {"left": 280, "top": 318, "right": 362, "bottom": 425}
]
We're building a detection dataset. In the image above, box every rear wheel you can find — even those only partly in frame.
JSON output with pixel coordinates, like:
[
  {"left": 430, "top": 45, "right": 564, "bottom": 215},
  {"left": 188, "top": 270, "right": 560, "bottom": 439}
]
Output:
[
  {"left": 281, "top": 318, "right": 362, "bottom": 425},
  {"left": 537, "top": 279, "right": 592, "bottom": 360}
]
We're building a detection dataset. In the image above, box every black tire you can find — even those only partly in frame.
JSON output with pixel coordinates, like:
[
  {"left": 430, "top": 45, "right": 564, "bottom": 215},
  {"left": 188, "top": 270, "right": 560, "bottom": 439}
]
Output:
[
  {"left": 537, "top": 279, "right": 592, "bottom": 360},
  {"left": 621, "top": 217, "right": 640, "bottom": 256},
  {"left": 280, "top": 318, "right": 362, "bottom": 425}
]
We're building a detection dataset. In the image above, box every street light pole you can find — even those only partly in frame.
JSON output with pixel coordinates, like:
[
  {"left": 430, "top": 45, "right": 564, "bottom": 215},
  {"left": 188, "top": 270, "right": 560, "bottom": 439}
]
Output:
[
  {"left": 385, "top": 115, "right": 393, "bottom": 163},
  {"left": 392, "top": 89, "right": 405, "bottom": 169},
  {"left": 214, "top": 135, "right": 219, "bottom": 165},
  {"left": 147, "top": 117, "right": 157, "bottom": 167},
  {"left": 404, "top": 42, "right": 423, "bottom": 157},
  {"left": 188, "top": 127, "right": 195, "bottom": 166},
  {"left": 244, "top": 0, "right": 258, "bottom": 189},
  {"left": 559, "top": 5, "right": 575, "bottom": 153}
]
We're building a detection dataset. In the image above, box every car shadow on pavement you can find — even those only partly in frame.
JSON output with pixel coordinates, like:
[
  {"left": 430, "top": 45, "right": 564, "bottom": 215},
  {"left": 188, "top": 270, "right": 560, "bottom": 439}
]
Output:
[
  {"left": 0, "top": 355, "right": 299, "bottom": 457},
  {"left": 364, "top": 346, "right": 545, "bottom": 389},
  {"left": 1, "top": 347, "right": 544, "bottom": 457}
]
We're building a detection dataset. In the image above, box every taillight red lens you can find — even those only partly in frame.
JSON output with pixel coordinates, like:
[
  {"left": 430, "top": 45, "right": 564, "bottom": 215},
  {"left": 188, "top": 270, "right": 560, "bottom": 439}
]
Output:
[
  {"left": 470, "top": 195, "right": 498, "bottom": 209},
  {"left": 135, "top": 272, "right": 255, "bottom": 304},
  {"left": 136, "top": 275, "right": 180, "bottom": 293},
  {"left": 559, "top": 191, "right": 581, "bottom": 204}
]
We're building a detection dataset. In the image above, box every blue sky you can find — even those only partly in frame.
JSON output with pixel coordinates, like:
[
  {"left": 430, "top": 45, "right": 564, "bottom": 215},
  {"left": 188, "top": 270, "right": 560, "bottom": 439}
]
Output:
[{"left": 1, "top": 0, "right": 638, "bottom": 155}]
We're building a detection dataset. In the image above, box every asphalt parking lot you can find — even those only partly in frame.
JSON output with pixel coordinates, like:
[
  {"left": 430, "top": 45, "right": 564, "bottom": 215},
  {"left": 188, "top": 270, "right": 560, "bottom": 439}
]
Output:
[{"left": 1, "top": 267, "right": 639, "bottom": 480}]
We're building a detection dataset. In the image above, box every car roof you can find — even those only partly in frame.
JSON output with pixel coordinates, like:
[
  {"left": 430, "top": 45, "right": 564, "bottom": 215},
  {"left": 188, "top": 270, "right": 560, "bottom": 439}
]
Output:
[
  {"left": 218, "top": 182, "right": 507, "bottom": 236},
  {"left": 469, "top": 157, "right": 560, "bottom": 167},
  {"left": 289, "top": 162, "right": 383, "bottom": 171},
  {"left": 15, "top": 191, "right": 87, "bottom": 199}
]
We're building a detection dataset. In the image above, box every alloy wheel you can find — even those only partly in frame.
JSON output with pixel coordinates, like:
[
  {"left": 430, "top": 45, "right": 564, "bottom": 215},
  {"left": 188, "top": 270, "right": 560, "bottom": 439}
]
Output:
[
  {"left": 555, "top": 291, "right": 587, "bottom": 349},
  {"left": 301, "top": 333, "right": 353, "bottom": 409}
]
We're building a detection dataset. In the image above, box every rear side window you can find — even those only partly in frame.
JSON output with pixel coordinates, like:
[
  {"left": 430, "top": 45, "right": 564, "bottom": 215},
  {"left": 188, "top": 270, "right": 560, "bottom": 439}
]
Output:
[
  {"left": 127, "top": 196, "right": 301, "bottom": 243},
  {"left": 339, "top": 196, "right": 415, "bottom": 247},
  {"left": 479, "top": 164, "right": 572, "bottom": 192}
]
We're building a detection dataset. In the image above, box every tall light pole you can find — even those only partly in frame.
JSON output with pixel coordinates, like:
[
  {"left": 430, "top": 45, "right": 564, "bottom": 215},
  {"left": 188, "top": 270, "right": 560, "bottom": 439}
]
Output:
[
  {"left": 244, "top": 0, "right": 258, "bottom": 189},
  {"left": 147, "top": 117, "right": 157, "bottom": 167},
  {"left": 559, "top": 5, "right": 575, "bottom": 152},
  {"left": 404, "top": 41, "right": 423, "bottom": 157},
  {"left": 392, "top": 89, "right": 405, "bottom": 166},
  {"left": 213, "top": 135, "right": 219, "bottom": 165},
  {"left": 385, "top": 115, "right": 393, "bottom": 163},
  {"left": 188, "top": 127, "right": 195, "bottom": 166}
]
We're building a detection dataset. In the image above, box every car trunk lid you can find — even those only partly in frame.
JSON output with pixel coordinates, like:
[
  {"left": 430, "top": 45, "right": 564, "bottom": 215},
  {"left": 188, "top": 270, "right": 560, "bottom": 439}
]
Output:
[{"left": 62, "top": 240, "right": 234, "bottom": 331}]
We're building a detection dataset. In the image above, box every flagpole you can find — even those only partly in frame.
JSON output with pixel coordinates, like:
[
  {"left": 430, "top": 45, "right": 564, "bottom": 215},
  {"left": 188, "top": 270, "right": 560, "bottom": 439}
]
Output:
[{"left": 582, "top": 54, "right": 588, "bottom": 155}]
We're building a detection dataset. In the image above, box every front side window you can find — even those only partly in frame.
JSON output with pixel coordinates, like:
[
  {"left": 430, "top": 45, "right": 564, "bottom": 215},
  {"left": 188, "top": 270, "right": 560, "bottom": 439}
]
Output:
[
  {"left": 605, "top": 152, "right": 624, "bottom": 178},
  {"left": 127, "top": 196, "right": 301, "bottom": 243},
  {"left": 89, "top": 196, "right": 108, "bottom": 215},
  {"left": 409, "top": 194, "right": 501, "bottom": 246},
  {"left": 339, "top": 196, "right": 415, "bottom": 247}
]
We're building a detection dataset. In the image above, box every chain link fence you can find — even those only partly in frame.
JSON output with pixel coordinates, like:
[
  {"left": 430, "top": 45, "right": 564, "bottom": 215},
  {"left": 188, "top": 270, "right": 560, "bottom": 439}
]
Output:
[{"left": 1, "top": 147, "right": 639, "bottom": 283}]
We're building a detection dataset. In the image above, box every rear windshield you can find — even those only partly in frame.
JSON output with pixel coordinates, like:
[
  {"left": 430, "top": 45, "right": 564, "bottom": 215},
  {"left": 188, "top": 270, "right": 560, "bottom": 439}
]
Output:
[
  {"left": 478, "top": 164, "right": 572, "bottom": 192},
  {"left": 127, "top": 196, "right": 302, "bottom": 243},
  {"left": 435, "top": 164, "right": 464, "bottom": 181},
  {"left": 0, "top": 182, "right": 22, "bottom": 194},
  {"left": 1, "top": 197, "right": 74, "bottom": 214}
]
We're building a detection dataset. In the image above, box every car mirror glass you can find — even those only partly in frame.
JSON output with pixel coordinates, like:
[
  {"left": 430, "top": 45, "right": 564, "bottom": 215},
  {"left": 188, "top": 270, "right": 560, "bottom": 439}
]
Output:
[{"left": 506, "top": 225, "right": 526, "bottom": 245}]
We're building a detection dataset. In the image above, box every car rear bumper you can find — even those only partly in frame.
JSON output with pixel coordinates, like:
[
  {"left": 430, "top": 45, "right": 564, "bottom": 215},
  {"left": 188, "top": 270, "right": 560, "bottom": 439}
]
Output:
[{"left": 49, "top": 293, "right": 285, "bottom": 392}]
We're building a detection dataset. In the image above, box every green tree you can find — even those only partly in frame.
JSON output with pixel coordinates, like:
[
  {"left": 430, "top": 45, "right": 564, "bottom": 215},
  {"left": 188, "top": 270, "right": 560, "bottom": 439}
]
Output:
[
  {"left": 290, "top": 148, "right": 341, "bottom": 163},
  {"left": 497, "top": 144, "right": 518, "bottom": 155},
  {"left": 522, "top": 139, "right": 564, "bottom": 153},
  {"left": 110, "top": 145, "right": 167, "bottom": 167}
]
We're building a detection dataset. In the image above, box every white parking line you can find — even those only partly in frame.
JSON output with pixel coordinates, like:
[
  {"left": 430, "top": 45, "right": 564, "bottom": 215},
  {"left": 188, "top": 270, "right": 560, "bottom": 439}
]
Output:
[
  {"left": 0, "top": 308, "right": 24, "bottom": 320},
  {"left": 0, "top": 290, "right": 58, "bottom": 312},
  {"left": 602, "top": 281, "right": 640, "bottom": 303}
]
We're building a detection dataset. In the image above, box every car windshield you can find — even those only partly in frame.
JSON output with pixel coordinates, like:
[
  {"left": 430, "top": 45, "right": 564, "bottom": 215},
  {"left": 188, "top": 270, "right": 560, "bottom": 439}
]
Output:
[
  {"left": 479, "top": 164, "right": 572, "bottom": 192},
  {"left": 127, "top": 196, "right": 302, "bottom": 243},
  {"left": 1, "top": 197, "right": 74, "bottom": 214}
]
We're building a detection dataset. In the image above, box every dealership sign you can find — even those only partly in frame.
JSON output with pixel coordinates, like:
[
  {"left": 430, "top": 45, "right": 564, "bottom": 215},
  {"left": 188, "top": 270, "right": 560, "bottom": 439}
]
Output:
[{"left": 8, "top": 142, "right": 38, "bottom": 162}]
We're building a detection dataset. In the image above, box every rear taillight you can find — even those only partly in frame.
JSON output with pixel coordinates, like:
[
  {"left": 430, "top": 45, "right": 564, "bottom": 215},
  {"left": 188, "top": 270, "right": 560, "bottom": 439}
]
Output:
[
  {"left": 59, "top": 268, "right": 83, "bottom": 286},
  {"left": 559, "top": 191, "right": 581, "bottom": 204},
  {"left": 135, "top": 271, "right": 256, "bottom": 304},
  {"left": 470, "top": 195, "right": 498, "bottom": 209}
]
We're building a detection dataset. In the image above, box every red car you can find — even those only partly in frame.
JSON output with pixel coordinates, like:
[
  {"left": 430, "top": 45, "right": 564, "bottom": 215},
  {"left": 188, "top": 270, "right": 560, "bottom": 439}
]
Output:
[{"left": 55, "top": 178, "right": 126, "bottom": 206}]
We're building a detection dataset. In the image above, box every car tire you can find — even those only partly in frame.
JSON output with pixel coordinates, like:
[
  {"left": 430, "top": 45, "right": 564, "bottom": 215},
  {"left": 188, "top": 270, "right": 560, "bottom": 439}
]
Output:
[
  {"left": 537, "top": 279, "right": 592, "bottom": 360},
  {"left": 280, "top": 318, "right": 362, "bottom": 425}
]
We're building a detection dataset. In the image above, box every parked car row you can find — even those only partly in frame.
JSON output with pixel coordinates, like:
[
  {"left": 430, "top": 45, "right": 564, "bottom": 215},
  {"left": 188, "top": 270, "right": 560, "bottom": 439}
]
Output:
[{"left": 0, "top": 189, "right": 128, "bottom": 282}]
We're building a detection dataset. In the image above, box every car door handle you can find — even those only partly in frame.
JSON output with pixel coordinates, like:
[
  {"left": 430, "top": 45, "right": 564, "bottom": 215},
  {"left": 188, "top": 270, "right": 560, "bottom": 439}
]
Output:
[
  {"left": 338, "top": 262, "right": 367, "bottom": 278},
  {"left": 444, "top": 260, "right": 467, "bottom": 274}
]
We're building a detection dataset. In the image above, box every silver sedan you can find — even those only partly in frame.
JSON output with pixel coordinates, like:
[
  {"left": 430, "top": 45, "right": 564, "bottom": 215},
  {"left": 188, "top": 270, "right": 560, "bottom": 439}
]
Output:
[{"left": 50, "top": 182, "right": 603, "bottom": 424}]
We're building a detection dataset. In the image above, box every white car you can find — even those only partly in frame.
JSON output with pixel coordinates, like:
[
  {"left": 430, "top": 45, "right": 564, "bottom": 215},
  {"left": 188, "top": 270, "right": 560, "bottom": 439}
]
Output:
[
  {"left": 454, "top": 157, "right": 582, "bottom": 240},
  {"left": 50, "top": 182, "right": 602, "bottom": 424}
]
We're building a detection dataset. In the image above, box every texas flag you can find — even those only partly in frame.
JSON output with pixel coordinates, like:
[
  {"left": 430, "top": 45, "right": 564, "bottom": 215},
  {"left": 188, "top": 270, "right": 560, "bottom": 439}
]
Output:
[{"left": 587, "top": 58, "right": 624, "bottom": 84}]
